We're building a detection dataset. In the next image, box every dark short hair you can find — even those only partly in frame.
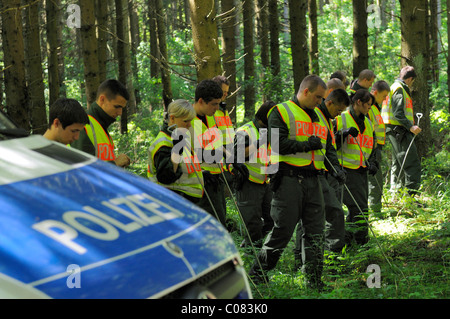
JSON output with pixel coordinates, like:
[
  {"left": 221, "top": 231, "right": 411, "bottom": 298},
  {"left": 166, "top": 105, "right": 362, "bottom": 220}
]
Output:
[
  {"left": 325, "top": 88, "right": 350, "bottom": 106},
  {"left": 371, "top": 80, "right": 390, "bottom": 93},
  {"left": 96, "top": 79, "right": 130, "bottom": 101},
  {"left": 194, "top": 79, "right": 223, "bottom": 103},
  {"left": 299, "top": 74, "right": 327, "bottom": 93},
  {"left": 255, "top": 100, "right": 277, "bottom": 126},
  {"left": 212, "top": 75, "right": 230, "bottom": 86},
  {"left": 330, "top": 70, "right": 348, "bottom": 86},
  {"left": 399, "top": 66, "right": 416, "bottom": 80},
  {"left": 351, "top": 89, "right": 373, "bottom": 105},
  {"left": 358, "top": 69, "right": 376, "bottom": 81},
  {"left": 48, "top": 98, "right": 89, "bottom": 129}
]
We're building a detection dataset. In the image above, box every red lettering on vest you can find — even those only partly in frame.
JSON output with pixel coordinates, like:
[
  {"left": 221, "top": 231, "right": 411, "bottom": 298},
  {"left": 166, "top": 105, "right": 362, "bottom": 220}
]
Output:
[
  {"left": 98, "top": 143, "right": 115, "bottom": 161},
  {"left": 215, "top": 116, "right": 232, "bottom": 127},
  {"left": 295, "top": 121, "right": 327, "bottom": 140},
  {"left": 347, "top": 134, "right": 373, "bottom": 149},
  {"left": 375, "top": 114, "right": 383, "bottom": 125},
  {"left": 184, "top": 154, "right": 202, "bottom": 173},
  {"left": 198, "top": 128, "right": 221, "bottom": 149}
]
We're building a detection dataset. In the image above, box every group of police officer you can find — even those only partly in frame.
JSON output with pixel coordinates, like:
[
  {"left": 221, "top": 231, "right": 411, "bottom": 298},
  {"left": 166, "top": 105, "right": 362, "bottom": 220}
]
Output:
[{"left": 45, "top": 69, "right": 421, "bottom": 292}]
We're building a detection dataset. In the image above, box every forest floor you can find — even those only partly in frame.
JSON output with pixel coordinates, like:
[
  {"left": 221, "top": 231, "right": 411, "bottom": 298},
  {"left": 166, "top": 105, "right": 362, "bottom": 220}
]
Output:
[{"left": 227, "top": 192, "right": 450, "bottom": 299}]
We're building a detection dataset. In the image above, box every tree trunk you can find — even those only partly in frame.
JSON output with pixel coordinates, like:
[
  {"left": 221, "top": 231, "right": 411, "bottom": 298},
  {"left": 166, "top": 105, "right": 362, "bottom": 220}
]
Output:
[
  {"left": 268, "top": 0, "right": 281, "bottom": 100},
  {"left": 428, "top": 0, "right": 439, "bottom": 83},
  {"left": 46, "top": 0, "right": 62, "bottom": 106},
  {"left": 257, "top": 0, "right": 270, "bottom": 71},
  {"left": 148, "top": 0, "right": 160, "bottom": 78},
  {"left": 115, "top": 0, "right": 136, "bottom": 133},
  {"left": 256, "top": 0, "right": 270, "bottom": 101},
  {"left": 156, "top": 0, "right": 173, "bottom": 109},
  {"left": 399, "top": 0, "right": 431, "bottom": 159},
  {"left": 243, "top": 0, "right": 256, "bottom": 121},
  {"left": 129, "top": 0, "right": 140, "bottom": 85},
  {"left": 308, "top": 0, "right": 319, "bottom": 75},
  {"left": 23, "top": 0, "right": 47, "bottom": 134},
  {"left": 220, "top": 0, "right": 237, "bottom": 123},
  {"left": 1, "top": 0, "right": 30, "bottom": 131},
  {"left": 189, "top": 0, "right": 223, "bottom": 82},
  {"left": 96, "top": 0, "right": 108, "bottom": 83},
  {"left": 289, "top": 0, "right": 309, "bottom": 91},
  {"left": 352, "top": 0, "right": 368, "bottom": 78},
  {"left": 80, "top": 0, "right": 100, "bottom": 108}
]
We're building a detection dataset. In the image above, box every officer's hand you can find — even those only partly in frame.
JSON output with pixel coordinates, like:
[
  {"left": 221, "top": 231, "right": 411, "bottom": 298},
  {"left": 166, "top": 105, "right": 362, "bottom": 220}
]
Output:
[
  {"left": 115, "top": 153, "right": 131, "bottom": 167},
  {"left": 203, "top": 171, "right": 219, "bottom": 192},
  {"left": 410, "top": 125, "right": 422, "bottom": 135},
  {"left": 307, "top": 135, "right": 323, "bottom": 151},
  {"left": 368, "top": 162, "right": 378, "bottom": 176},
  {"left": 231, "top": 163, "right": 249, "bottom": 181},
  {"left": 343, "top": 127, "right": 359, "bottom": 138},
  {"left": 332, "top": 166, "right": 347, "bottom": 185}
]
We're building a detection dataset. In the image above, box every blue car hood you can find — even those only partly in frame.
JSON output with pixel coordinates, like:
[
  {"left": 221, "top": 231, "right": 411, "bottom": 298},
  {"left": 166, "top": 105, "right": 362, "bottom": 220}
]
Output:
[{"left": 0, "top": 136, "right": 238, "bottom": 298}]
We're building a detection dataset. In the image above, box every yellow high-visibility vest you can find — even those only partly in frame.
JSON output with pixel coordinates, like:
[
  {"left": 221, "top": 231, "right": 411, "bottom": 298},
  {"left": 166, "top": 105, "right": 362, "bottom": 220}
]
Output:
[
  {"left": 214, "top": 109, "right": 235, "bottom": 146},
  {"left": 335, "top": 110, "right": 374, "bottom": 169},
  {"left": 381, "top": 81, "right": 414, "bottom": 126},
  {"left": 85, "top": 115, "right": 116, "bottom": 161},
  {"left": 368, "top": 104, "right": 386, "bottom": 146},
  {"left": 190, "top": 116, "right": 224, "bottom": 174},
  {"left": 148, "top": 131, "right": 204, "bottom": 198},
  {"left": 236, "top": 121, "right": 269, "bottom": 184},
  {"left": 269, "top": 101, "right": 328, "bottom": 170},
  {"left": 315, "top": 107, "right": 336, "bottom": 148}
]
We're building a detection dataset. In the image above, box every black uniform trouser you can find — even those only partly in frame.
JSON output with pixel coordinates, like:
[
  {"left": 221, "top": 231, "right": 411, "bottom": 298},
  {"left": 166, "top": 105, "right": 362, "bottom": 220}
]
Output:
[
  {"left": 294, "top": 174, "right": 345, "bottom": 258},
  {"left": 253, "top": 172, "right": 325, "bottom": 282},
  {"left": 342, "top": 168, "right": 369, "bottom": 245},
  {"left": 368, "top": 148, "right": 384, "bottom": 212},
  {"left": 197, "top": 174, "right": 227, "bottom": 227},
  {"left": 236, "top": 180, "right": 273, "bottom": 247},
  {"left": 386, "top": 126, "right": 421, "bottom": 194}
]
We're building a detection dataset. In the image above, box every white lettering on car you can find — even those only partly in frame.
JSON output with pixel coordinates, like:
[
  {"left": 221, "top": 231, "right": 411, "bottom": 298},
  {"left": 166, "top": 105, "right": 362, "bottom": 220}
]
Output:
[{"left": 31, "top": 192, "right": 185, "bottom": 255}]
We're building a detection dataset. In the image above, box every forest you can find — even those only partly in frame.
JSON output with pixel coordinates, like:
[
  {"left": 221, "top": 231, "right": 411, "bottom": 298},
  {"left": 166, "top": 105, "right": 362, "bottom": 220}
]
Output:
[{"left": 1, "top": 0, "right": 449, "bottom": 299}]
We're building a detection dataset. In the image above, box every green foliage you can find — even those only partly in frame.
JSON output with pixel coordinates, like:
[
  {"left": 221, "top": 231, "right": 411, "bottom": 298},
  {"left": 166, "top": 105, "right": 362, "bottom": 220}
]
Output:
[{"left": 225, "top": 189, "right": 450, "bottom": 299}]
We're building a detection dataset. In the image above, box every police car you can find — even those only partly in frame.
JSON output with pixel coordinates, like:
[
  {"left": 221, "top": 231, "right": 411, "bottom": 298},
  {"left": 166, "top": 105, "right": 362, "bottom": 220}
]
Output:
[{"left": 0, "top": 110, "right": 251, "bottom": 299}]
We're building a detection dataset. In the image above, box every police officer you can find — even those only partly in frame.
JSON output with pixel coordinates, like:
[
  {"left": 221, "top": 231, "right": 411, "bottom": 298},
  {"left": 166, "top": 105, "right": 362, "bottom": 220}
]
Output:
[
  {"left": 294, "top": 84, "right": 350, "bottom": 266},
  {"left": 368, "top": 80, "right": 390, "bottom": 215},
  {"left": 234, "top": 101, "right": 275, "bottom": 249},
  {"left": 316, "top": 87, "right": 350, "bottom": 252},
  {"left": 71, "top": 79, "right": 131, "bottom": 167},
  {"left": 334, "top": 89, "right": 378, "bottom": 245},
  {"left": 147, "top": 99, "right": 203, "bottom": 204},
  {"left": 249, "top": 75, "right": 339, "bottom": 290},
  {"left": 349, "top": 69, "right": 376, "bottom": 94},
  {"left": 190, "top": 80, "right": 248, "bottom": 227},
  {"left": 381, "top": 66, "right": 422, "bottom": 199}
]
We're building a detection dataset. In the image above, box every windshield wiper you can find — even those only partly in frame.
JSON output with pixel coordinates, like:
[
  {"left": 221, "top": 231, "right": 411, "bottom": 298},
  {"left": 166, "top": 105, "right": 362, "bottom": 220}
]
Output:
[{"left": 0, "top": 128, "right": 29, "bottom": 138}]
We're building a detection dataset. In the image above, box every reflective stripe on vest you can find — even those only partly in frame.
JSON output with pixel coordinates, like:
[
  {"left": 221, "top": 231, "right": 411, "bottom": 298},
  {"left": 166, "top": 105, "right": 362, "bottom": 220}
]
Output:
[
  {"left": 315, "top": 107, "right": 336, "bottom": 147},
  {"left": 336, "top": 111, "right": 374, "bottom": 169},
  {"left": 236, "top": 121, "right": 269, "bottom": 184},
  {"left": 85, "top": 115, "right": 116, "bottom": 161},
  {"left": 214, "top": 109, "right": 235, "bottom": 146},
  {"left": 381, "top": 81, "right": 414, "bottom": 125},
  {"left": 269, "top": 101, "right": 327, "bottom": 169},
  {"left": 190, "top": 116, "right": 224, "bottom": 174},
  {"left": 148, "top": 131, "right": 204, "bottom": 198},
  {"left": 368, "top": 105, "right": 386, "bottom": 145}
]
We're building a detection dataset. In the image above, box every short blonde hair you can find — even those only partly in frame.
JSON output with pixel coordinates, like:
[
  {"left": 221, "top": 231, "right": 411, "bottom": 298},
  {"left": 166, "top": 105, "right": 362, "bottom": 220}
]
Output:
[{"left": 166, "top": 99, "right": 196, "bottom": 121}]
